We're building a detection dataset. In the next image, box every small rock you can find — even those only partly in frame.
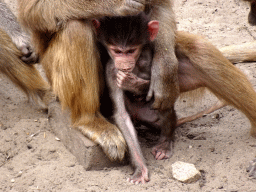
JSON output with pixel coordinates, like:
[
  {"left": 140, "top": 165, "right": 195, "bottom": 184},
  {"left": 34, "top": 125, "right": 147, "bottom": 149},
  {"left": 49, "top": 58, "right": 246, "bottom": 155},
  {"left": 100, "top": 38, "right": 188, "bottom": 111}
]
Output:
[
  {"left": 27, "top": 144, "right": 33, "bottom": 149},
  {"left": 55, "top": 137, "right": 60, "bottom": 141},
  {"left": 172, "top": 161, "right": 201, "bottom": 183},
  {"left": 16, "top": 171, "right": 22, "bottom": 177},
  {"left": 0, "top": 123, "right": 7, "bottom": 130}
]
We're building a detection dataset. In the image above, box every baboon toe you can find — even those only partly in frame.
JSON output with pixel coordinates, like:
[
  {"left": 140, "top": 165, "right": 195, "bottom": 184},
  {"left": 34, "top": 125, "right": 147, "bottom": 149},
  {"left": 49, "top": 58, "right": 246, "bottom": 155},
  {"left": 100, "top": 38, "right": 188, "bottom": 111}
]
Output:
[
  {"left": 97, "top": 126, "right": 127, "bottom": 161},
  {"left": 77, "top": 119, "right": 127, "bottom": 161}
]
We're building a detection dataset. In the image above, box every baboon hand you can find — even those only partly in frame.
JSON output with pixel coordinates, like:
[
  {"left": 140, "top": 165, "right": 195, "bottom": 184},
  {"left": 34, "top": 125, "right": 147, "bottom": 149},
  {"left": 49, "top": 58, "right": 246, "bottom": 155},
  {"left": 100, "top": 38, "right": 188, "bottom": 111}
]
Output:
[
  {"left": 116, "top": 70, "right": 149, "bottom": 93},
  {"left": 148, "top": 81, "right": 179, "bottom": 111},
  {"left": 118, "top": 0, "right": 146, "bottom": 16},
  {"left": 20, "top": 44, "right": 39, "bottom": 64},
  {"left": 146, "top": 59, "right": 179, "bottom": 111},
  {"left": 12, "top": 35, "right": 39, "bottom": 64}
]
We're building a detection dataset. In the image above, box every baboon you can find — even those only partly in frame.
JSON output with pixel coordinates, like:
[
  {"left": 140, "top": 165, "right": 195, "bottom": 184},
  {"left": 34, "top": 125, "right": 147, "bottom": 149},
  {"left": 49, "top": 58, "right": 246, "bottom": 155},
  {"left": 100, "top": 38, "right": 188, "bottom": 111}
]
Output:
[
  {"left": 177, "top": 0, "right": 256, "bottom": 126},
  {"left": 17, "top": 0, "right": 179, "bottom": 161},
  {"left": 175, "top": 0, "right": 256, "bottom": 178},
  {"left": 95, "top": 13, "right": 256, "bottom": 183}
]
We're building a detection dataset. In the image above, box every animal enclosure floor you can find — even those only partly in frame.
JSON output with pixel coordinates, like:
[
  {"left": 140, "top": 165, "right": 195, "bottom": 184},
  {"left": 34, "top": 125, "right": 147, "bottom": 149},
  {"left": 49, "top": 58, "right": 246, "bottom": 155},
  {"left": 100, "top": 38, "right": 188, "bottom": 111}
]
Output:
[{"left": 0, "top": 0, "right": 256, "bottom": 191}]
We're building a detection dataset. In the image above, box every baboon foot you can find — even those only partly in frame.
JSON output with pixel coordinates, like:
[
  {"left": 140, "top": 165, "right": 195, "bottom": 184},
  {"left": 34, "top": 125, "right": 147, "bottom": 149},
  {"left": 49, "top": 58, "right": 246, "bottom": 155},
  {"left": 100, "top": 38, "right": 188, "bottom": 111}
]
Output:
[
  {"left": 127, "top": 165, "right": 149, "bottom": 184},
  {"left": 151, "top": 138, "right": 173, "bottom": 160},
  {"left": 76, "top": 115, "right": 127, "bottom": 161},
  {"left": 96, "top": 123, "right": 127, "bottom": 161}
]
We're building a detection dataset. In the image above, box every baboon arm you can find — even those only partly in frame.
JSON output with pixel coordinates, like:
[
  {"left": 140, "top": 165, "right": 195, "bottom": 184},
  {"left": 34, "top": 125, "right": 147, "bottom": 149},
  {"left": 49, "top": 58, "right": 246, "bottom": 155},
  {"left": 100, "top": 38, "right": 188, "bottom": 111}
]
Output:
[
  {"left": 146, "top": 3, "right": 179, "bottom": 110},
  {"left": 18, "top": 0, "right": 142, "bottom": 33},
  {"left": 106, "top": 67, "right": 149, "bottom": 183}
]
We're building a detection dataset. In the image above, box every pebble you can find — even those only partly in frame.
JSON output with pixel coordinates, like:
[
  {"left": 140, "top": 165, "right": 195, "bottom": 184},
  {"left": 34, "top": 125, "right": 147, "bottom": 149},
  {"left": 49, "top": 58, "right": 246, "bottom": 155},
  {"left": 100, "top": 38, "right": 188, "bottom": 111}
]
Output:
[{"left": 172, "top": 161, "right": 201, "bottom": 183}]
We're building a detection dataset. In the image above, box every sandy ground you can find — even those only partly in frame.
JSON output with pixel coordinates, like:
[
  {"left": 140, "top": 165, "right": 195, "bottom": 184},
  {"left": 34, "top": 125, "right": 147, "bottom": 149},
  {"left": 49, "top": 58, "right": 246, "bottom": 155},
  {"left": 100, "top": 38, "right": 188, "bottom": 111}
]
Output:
[{"left": 1, "top": 0, "right": 256, "bottom": 191}]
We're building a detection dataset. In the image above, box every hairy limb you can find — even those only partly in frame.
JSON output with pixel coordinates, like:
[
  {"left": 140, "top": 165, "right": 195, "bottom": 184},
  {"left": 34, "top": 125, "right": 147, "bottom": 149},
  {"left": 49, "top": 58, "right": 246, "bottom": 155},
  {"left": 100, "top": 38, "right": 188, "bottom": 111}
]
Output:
[
  {"left": 176, "top": 40, "right": 256, "bottom": 125},
  {"left": 152, "top": 107, "right": 177, "bottom": 160},
  {"left": 176, "top": 100, "right": 226, "bottom": 126},
  {"left": 220, "top": 41, "right": 256, "bottom": 63},
  {"left": 76, "top": 112, "right": 127, "bottom": 161},
  {"left": 115, "top": 90, "right": 149, "bottom": 184},
  {"left": 176, "top": 31, "right": 256, "bottom": 137},
  {"left": 40, "top": 20, "right": 126, "bottom": 161},
  {"left": 0, "top": 28, "right": 50, "bottom": 109},
  {"left": 18, "top": 0, "right": 145, "bottom": 33},
  {"left": 147, "top": 3, "right": 179, "bottom": 110},
  {"left": 0, "top": 1, "right": 38, "bottom": 64},
  {"left": 107, "top": 63, "right": 149, "bottom": 184},
  {"left": 119, "top": 0, "right": 146, "bottom": 15}
]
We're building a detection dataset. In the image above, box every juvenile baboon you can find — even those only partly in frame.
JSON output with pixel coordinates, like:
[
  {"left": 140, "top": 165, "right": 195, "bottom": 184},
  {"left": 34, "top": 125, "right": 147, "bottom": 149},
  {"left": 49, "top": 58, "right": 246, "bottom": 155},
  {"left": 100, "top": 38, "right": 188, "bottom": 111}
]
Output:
[{"left": 95, "top": 13, "right": 256, "bottom": 183}]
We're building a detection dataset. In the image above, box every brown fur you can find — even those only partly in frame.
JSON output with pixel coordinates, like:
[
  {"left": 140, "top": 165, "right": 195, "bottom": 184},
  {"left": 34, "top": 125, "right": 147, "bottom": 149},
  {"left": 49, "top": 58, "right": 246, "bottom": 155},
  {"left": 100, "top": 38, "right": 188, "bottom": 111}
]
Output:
[
  {"left": 146, "top": 0, "right": 179, "bottom": 110},
  {"left": 17, "top": 0, "right": 178, "bottom": 161},
  {"left": 98, "top": 14, "right": 256, "bottom": 182},
  {"left": 220, "top": 41, "right": 256, "bottom": 63},
  {"left": 43, "top": 20, "right": 126, "bottom": 160},
  {"left": 0, "top": 1, "right": 38, "bottom": 64},
  {"left": 176, "top": 31, "right": 256, "bottom": 137},
  {"left": 176, "top": 100, "right": 225, "bottom": 127},
  {"left": 176, "top": 0, "right": 256, "bottom": 126},
  {"left": 17, "top": 0, "right": 137, "bottom": 161},
  {"left": 0, "top": 28, "right": 50, "bottom": 108},
  {"left": 177, "top": 40, "right": 256, "bottom": 126}
]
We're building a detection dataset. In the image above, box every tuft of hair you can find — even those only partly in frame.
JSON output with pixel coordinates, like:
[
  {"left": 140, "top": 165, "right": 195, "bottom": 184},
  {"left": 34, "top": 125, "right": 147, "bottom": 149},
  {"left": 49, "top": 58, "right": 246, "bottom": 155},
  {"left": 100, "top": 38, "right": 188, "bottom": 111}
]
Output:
[{"left": 97, "top": 12, "right": 150, "bottom": 47}]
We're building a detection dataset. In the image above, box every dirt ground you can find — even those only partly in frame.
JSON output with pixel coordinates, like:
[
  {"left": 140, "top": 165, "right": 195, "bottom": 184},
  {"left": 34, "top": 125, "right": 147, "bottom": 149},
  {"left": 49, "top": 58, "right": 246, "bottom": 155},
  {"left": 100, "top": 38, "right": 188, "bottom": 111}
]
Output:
[{"left": 1, "top": 0, "right": 256, "bottom": 191}]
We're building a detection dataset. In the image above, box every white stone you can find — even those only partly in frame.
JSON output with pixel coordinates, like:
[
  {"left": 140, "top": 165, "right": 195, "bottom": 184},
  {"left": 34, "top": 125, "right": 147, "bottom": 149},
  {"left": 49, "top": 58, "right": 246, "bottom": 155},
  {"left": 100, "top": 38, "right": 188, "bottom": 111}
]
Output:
[{"left": 172, "top": 161, "right": 201, "bottom": 183}]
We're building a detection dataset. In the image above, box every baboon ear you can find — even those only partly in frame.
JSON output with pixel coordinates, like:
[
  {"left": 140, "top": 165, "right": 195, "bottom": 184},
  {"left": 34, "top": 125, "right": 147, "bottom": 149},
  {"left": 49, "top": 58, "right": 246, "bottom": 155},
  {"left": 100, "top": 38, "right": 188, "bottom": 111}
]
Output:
[
  {"left": 148, "top": 20, "right": 159, "bottom": 41},
  {"left": 92, "top": 19, "right": 100, "bottom": 33}
]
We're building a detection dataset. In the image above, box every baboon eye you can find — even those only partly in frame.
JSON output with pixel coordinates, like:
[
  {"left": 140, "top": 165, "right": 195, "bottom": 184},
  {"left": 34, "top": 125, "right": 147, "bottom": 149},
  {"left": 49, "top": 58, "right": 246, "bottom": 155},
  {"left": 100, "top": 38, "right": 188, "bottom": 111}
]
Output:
[
  {"left": 127, "top": 49, "right": 136, "bottom": 54},
  {"left": 114, "top": 50, "right": 122, "bottom": 54}
]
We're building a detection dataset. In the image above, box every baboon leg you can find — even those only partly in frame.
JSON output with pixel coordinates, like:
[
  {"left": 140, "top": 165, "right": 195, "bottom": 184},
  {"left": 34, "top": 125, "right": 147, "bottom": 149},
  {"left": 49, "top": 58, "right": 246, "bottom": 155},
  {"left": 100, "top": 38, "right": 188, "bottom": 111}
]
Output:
[
  {"left": 178, "top": 40, "right": 256, "bottom": 125},
  {"left": 41, "top": 20, "right": 126, "bottom": 161},
  {"left": 0, "top": 29, "right": 50, "bottom": 109},
  {"left": 220, "top": 41, "right": 256, "bottom": 63},
  {"left": 176, "top": 31, "right": 256, "bottom": 137},
  {"left": 177, "top": 100, "right": 226, "bottom": 126}
]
